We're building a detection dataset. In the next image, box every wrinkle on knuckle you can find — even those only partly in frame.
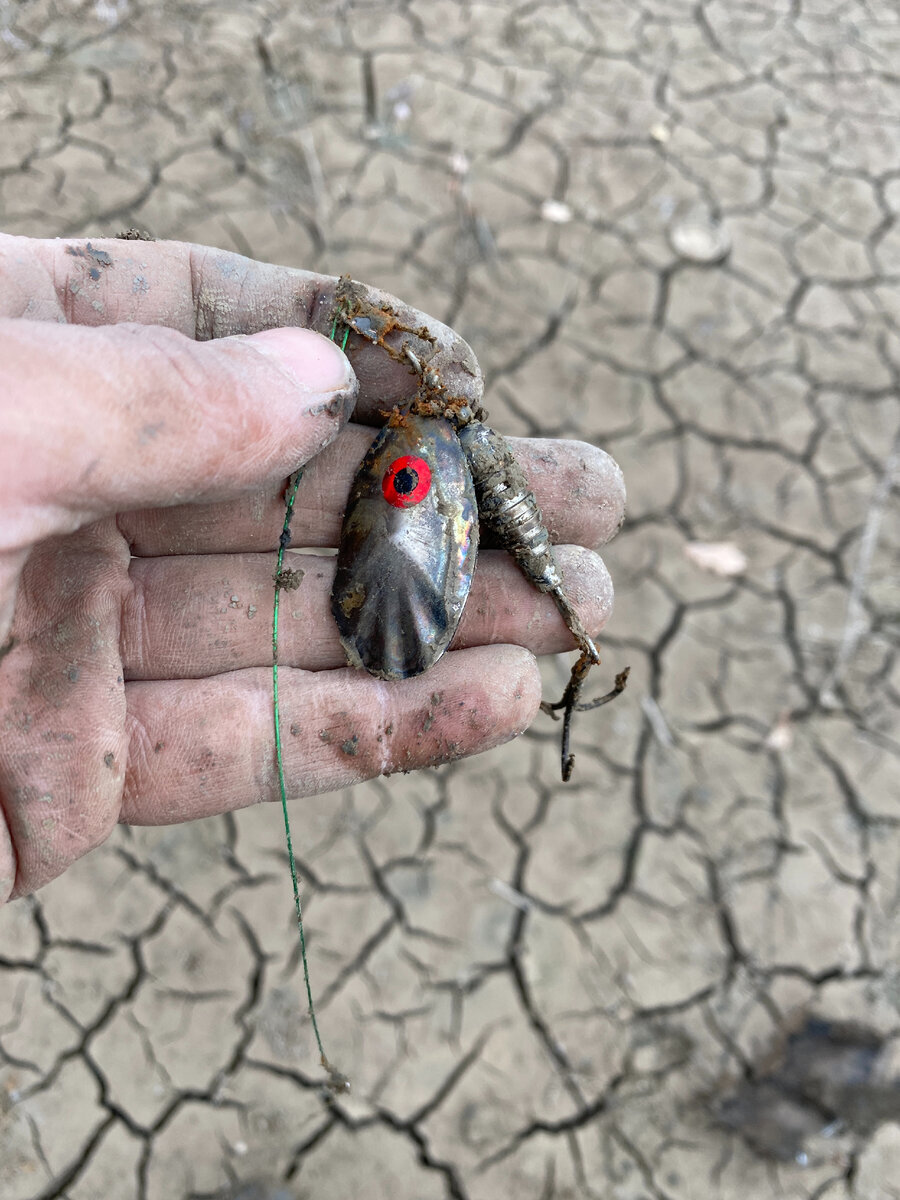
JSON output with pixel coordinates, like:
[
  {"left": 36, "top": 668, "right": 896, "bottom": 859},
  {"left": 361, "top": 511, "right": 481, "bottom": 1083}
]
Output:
[
  {"left": 122, "top": 707, "right": 157, "bottom": 811},
  {"left": 120, "top": 565, "right": 148, "bottom": 676},
  {"left": 138, "top": 324, "right": 210, "bottom": 402},
  {"left": 188, "top": 243, "right": 212, "bottom": 341}
]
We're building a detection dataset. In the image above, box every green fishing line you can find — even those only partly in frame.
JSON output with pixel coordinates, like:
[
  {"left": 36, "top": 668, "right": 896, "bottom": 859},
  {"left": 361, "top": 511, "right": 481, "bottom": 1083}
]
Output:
[{"left": 271, "top": 321, "right": 349, "bottom": 1093}]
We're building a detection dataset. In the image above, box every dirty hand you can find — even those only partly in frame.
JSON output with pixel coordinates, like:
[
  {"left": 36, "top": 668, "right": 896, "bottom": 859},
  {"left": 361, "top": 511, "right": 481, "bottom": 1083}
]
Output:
[{"left": 0, "top": 234, "right": 623, "bottom": 900}]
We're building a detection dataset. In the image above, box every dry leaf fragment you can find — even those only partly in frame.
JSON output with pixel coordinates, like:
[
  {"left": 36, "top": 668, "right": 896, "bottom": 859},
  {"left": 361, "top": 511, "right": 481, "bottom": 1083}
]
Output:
[{"left": 684, "top": 541, "right": 748, "bottom": 577}]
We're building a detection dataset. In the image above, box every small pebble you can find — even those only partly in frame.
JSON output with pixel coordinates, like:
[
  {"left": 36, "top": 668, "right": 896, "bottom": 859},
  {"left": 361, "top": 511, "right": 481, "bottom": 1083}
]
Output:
[
  {"left": 684, "top": 540, "right": 747, "bottom": 576},
  {"left": 540, "top": 199, "right": 573, "bottom": 224},
  {"left": 449, "top": 151, "right": 470, "bottom": 176},
  {"left": 669, "top": 219, "right": 731, "bottom": 264}
]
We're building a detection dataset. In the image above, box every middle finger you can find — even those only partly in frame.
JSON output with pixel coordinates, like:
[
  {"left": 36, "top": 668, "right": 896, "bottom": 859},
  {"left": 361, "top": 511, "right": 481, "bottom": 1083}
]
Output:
[{"left": 118, "top": 427, "right": 625, "bottom": 557}]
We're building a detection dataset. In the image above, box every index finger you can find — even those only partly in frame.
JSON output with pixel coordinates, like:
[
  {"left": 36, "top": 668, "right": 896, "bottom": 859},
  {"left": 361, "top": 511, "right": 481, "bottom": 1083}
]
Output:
[{"left": 0, "top": 233, "right": 483, "bottom": 424}]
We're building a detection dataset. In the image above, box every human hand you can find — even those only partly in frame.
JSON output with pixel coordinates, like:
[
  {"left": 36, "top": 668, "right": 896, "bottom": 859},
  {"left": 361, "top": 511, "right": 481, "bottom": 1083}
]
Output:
[{"left": 0, "top": 234, "right": 624, "bottom": 901}]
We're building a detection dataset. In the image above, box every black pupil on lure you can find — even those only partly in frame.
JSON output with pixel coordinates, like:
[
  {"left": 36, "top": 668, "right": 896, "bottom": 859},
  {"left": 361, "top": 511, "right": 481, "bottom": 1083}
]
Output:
[{"left": 393, "top": 466, "right": 418, "bottom": 495}]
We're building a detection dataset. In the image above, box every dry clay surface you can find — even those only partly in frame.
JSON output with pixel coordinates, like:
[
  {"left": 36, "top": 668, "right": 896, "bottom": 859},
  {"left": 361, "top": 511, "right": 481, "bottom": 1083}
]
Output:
[{"left": 2, "top": 2, "right": 900, "bottom": 1198}]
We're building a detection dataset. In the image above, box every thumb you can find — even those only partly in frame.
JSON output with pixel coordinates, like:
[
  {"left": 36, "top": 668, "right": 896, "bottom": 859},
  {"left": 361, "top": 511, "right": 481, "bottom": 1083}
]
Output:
[{"left": 0, "top": 318, "right": 357, "bottom": 547}]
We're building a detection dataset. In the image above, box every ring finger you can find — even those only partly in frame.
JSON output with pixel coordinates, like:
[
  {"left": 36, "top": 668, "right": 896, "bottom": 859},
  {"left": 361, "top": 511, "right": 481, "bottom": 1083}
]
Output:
[{"left": 122, "top": 545, "right": 614, "bottom": 680}]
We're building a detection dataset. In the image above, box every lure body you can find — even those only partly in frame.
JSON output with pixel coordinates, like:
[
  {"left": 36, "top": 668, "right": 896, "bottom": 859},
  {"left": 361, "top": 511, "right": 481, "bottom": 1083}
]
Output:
[{"left": 331, "top": 414, "right": 479, "bottom": 679}]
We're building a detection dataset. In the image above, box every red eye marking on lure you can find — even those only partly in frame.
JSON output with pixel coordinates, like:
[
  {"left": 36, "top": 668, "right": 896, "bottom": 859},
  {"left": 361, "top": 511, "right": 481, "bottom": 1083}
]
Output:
[{"left": 382, "top": 455, "right": 432, "bottom": 508}]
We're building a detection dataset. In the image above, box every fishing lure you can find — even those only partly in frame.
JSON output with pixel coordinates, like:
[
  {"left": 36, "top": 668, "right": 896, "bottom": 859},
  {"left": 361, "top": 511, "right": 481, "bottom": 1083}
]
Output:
[
  {"left": 269, "top": 280, "right": 626, "bottom": 1089},
  {"left": 329, "top": 278, "right": 628, "bottom": 780}
]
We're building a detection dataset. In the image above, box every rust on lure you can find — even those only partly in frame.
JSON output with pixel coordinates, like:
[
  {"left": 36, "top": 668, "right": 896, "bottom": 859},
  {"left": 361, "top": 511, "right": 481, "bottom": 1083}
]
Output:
[{"left": 330, "top": 277, "right": 628, "bottom": 780}]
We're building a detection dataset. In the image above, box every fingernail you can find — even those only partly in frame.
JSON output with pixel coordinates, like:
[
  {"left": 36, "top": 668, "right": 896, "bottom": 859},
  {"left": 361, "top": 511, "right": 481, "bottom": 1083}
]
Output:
[{"left": 250, "top": 326, "right": 355, "bottom": 396}]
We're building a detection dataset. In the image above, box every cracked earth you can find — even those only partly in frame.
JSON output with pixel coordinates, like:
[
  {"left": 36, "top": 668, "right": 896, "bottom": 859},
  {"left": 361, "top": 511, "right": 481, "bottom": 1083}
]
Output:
[{"left": 2, "top": 1, "right": 900, "bottom": 1197}]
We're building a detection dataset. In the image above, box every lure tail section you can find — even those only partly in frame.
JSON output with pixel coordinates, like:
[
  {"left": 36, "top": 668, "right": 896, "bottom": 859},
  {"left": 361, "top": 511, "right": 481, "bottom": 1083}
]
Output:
[
  {"left": 458, "top": 421, "right": 624, "bottom": 779},
  {"left": 457, "top": 423, "right": 597, "bottom": 646}
]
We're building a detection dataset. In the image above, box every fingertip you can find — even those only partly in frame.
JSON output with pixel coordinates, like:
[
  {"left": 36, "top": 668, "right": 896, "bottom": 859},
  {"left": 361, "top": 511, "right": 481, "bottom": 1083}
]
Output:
[
  {"left": 556, "top": 545, "right": 615, "bottom": 642},
  {"left": 561, "top": 439, "right": 626, "bottom": 549},
  {"left": 493, "top": 643, "right": 544, "bottom": 736},
  {"left": 407, "top": 644, "right": 542, "bottom": 761},
  {"left": 585, "top": 442, "right": 627, "bottom": 545},
  {"left": 456, "top": 547, "right": 613, "bottom": 658},
  {"left": 245, "top": 326, "right": 358, "bottom": 424},
  {"left": 294, "top": 645, "right": 542, "bottom": 790},
  {"left": 519, "top": 437, "right": 626, "bottom": 549}
]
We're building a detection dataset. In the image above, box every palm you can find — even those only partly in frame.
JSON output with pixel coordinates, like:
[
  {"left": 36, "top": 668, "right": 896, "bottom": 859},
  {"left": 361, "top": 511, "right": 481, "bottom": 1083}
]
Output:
[{"left": 2, "top": 516, "right": 129, "bottom": 897}]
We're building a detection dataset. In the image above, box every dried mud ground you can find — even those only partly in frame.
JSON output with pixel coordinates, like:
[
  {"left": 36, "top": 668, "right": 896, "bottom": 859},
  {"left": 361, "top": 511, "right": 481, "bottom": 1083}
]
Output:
[{"left": 2, "top": 2, "right": 900, "bottom": 1198}]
